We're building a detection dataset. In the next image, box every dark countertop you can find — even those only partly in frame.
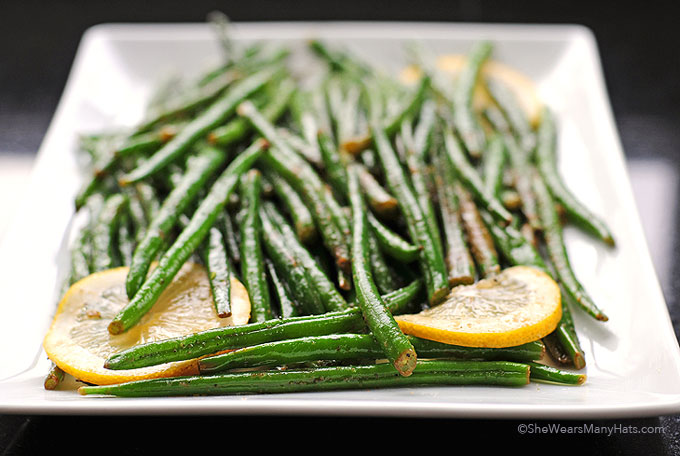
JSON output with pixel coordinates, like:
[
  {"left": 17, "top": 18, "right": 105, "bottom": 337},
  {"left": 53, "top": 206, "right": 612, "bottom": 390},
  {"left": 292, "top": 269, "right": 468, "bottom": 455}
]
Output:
[{"left": 1, "top": 1, "right": 679, "bottom": 453}]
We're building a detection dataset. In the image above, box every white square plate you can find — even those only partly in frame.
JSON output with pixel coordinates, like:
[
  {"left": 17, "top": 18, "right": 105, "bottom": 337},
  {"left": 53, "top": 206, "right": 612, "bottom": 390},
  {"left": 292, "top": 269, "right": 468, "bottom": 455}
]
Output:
[{"left": 1, "top": 22, "right": 679, "bottom": 418}]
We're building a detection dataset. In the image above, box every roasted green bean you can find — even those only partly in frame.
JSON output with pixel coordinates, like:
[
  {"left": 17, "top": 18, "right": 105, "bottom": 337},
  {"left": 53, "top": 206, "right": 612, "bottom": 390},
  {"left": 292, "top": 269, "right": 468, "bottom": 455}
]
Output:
[
  {"left": 82, "top": 360, "right": 530, "bottom": 397},
  {"left": 348, "top": 164, "right": 417, "bottom": 376},
  {"left": 536, "top": 107, "right": 615, "bottom": 246}
]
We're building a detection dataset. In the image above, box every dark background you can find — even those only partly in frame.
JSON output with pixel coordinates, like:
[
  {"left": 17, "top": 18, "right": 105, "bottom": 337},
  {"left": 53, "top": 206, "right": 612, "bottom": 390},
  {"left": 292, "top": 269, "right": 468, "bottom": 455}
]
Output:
[{"left": 1, "top": 1, "right": 679, "bottom": 454}]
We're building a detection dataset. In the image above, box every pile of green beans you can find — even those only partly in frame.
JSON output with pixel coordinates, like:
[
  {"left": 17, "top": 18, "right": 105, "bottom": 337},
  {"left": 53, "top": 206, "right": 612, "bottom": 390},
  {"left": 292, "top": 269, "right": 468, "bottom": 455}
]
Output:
[{"left": 52, "top": 31, "right": 615, "bottom": 396}]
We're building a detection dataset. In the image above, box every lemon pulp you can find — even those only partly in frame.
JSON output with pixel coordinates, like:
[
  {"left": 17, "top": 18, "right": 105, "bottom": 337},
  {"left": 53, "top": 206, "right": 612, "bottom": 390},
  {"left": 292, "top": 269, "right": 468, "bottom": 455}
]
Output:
[
  {"left": 395, "top": 266, "right": 561, "bottom": 348},
  {"left": 43, "top": 262, "right": 250, "bottom": 385}
]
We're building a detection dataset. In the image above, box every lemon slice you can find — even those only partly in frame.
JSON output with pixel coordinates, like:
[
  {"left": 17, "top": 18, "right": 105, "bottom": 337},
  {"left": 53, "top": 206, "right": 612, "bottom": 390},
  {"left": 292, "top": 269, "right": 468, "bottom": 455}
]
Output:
[
  {"left": 394, "top": 266, "right": 561, "bottom": 348},
  {"left": 400, "top": 54, "right": 541, "bottom": 126},
  {"left": 43, "top": 262, "right": 250, "bottom": 385}
]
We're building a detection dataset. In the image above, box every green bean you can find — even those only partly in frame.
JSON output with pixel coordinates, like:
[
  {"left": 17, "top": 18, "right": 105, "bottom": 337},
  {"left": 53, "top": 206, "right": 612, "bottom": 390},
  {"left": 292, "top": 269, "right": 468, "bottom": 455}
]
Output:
[
  {"left": 104, "top": 279, "right": 423, "bottom": 370},
  {"left": 263, "top": 202, "right": 349, "bottom": 312},
  {"left": 372, "top": 121, "right": 449, "bottom": 305},
  {"left": 265, "top": 258, "right": 298, "bottom": 319},
  {"left": 355, "top": 162, "right": 398, "bottom": 218},
  {"left": 527, "top": 362, "right": 586, "bottom": 386},
  {"left": 536, "top": 107, "right": 615, "bottom": 246},
  {"left": 198, "top": 333, "right": 545, "bottom": 373},
  {"left": 343, "top": 75, "right": 430, "bottom": 155},
  {"left": 360, "top": 76, "right": 386, "bottom": 121},
  {"left": 76, "top": 195, "right": 105, "bottom": 274},
  {"left": 206, "top": 95, "right": 266, "bottom": 146},
  {"left": 245, "top": 105, "right": 351, "bottom": 273},
  {"left": 207, "top": 10, "right": 235, "bottom": 62},
  {"left": 348, "top": 164, "right": 417, "bottom": 376},
  {"left": 532, "top": 169, "right": 608, "bottom": 321},
  {"left": 90, "top": 194, "right": 128, "bottom": 272},
  {"left": 377, "top": 80, "right": 412, "bottom": 125},
  {"left": 412, "top": 99, "right": 437, "bottom": 159},
  {"left": 412, "top": 338, "right": 544, "bottom": 363},
  {"left": 120, "top": 68, "right": 277, "bottom": 185},
  {"left": 374, "top": 71, "right": 410, "bottom": 106},
  {"left": 443, "top": 126, "right": 513, "bottom": 225},
  {"left": 203, "top": 226, "right": 235, "bottom": 318},
  {"left": 553, "top": 294, "right": 586, "bottom": 369},
  {"left": 322, "top": 181, "right": 351, "bottom": 237},
  {"left": 108, "top": 139, "right": 266, "bottom": 335},
  {"left": 238, "top": 96, "right": 346, "bottom": 197},
  {"left": 337, "top": 84, "right": 364, "bottom": 148},
  {"left": 262, "top": 169, "right": 316, "bottom": 244},
  {"left": 237, "top": 46, "right": 291, "bottom": 75},
  {"left": 90, "top": 126, "right": 179, "bottom": 182},
  {"left": 239, "top": 169, "right": 273, "bottom": 322},
  {"left": 259, "top": 205, "right": 325, "bottom": 316},
  {"left": 543, "top": 333, "right": 571, "bottom": 365},
  {"left": 522, "top": 222, "right": 539, "bottom": 247},
  {"left": 307, "top": 239, "right": 335, "bottom": 278},
  {"left": 535, "top": 249, "right": 587, "bottom": 370},
  {"left": 77, "top": 132, "right": 110, "bottom": 161},
  {"left": 44, "top": 363, "right": 66, "bottom": 390},
  {"left": 277, "top": 127, "right": 324, "bottom": 168},
  {"left": 403, "top": 41, "right": 456, "bottom": 109},
  {"left": 382, "top": 76, "right": 430, "bottom": 140},
  {"left": 122, "top": 187, "right": 150, "bottom": 244},
  {"left": 69, "top": 239, "right": 91, "bottom": 285},
  {"left": 359, "top": 149, "right": 381, "bottom": 177},
  {"left": 452, "top": 41, "right": 492, "bottom": 159},
  {"left": 197, "top": 333, "right": 380, "bottom": 372},
  {"left": 479, "top": 210, "right": 547, "bottom": 271},
  {"left": 106, "top": 310, "right": 363, "bottom": 370},
  {"left": 317, "top": 128, "right": 349, "bottom": 196},
  {"left": 82, "top": 359, "right": 530, "bottom": 397},
  {"left": 74, "top": 173, "right": 111, "bottom": 211},
  {"left": 381, "top": 278, "right": 425, "bottom": 314},
  {"left": 67, "top": 196, "right": 101, "bottom": 284},
  {"left": 481, "top": 134, "right": 507, "bottom": 199},
  {"left": 212, "top": 44, "right": 287, "bottom": 76},
  {"left": 367, "top": 227, "right": 400, "bottom": 294},
  {"left": 308, "top": 40, "right": 370, "bottom": 77},
  {"left": 218, "top": 210, "right": 241, "bottom": 265},
  {"left": 484, "top": 106, "right": 541, "bottom": 232},
  {"left": 149, "top": 159, "right": 195, "bottom": 197},
  {"left": 485, "top": 77, "right": 536, "bottom": 154},
  {"left": 455, "top": 184, "right": 501, "bottom": 278},
  {"left": 367, "top": 212, "right": 419, "bottom": 263},
  {"left": 208, "top": 77, "right": 295, "bottom": 147},
  {"left": 431, "top": 144, "right": 476, "bottom": 286},
  {"left": 401, "top": 119, "right": 443, "bottom": 254},
  {"left": 288, "top": 89, "right": 329, "bottom": 160},
  {"left": 323, "top": 76, "right": 349, "bottom": 145},
  {"left": 135, "top": 69, "right": 240, "bottom": 134},
  {"left": 125, "top": 145, "right": 225, "bottom": 299},
  {"left": 73, "top": 134, "right": 125, "bottom": 210},
  {"left": 133, "top": 181, "right": 162, "bottom": 223}
]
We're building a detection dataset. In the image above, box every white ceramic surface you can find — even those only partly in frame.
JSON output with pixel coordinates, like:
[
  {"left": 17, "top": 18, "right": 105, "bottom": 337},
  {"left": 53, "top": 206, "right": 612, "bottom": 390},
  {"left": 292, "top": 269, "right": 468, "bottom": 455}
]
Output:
[{"left": 1, "top": 22, "right": 678, "bottom": 418}]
